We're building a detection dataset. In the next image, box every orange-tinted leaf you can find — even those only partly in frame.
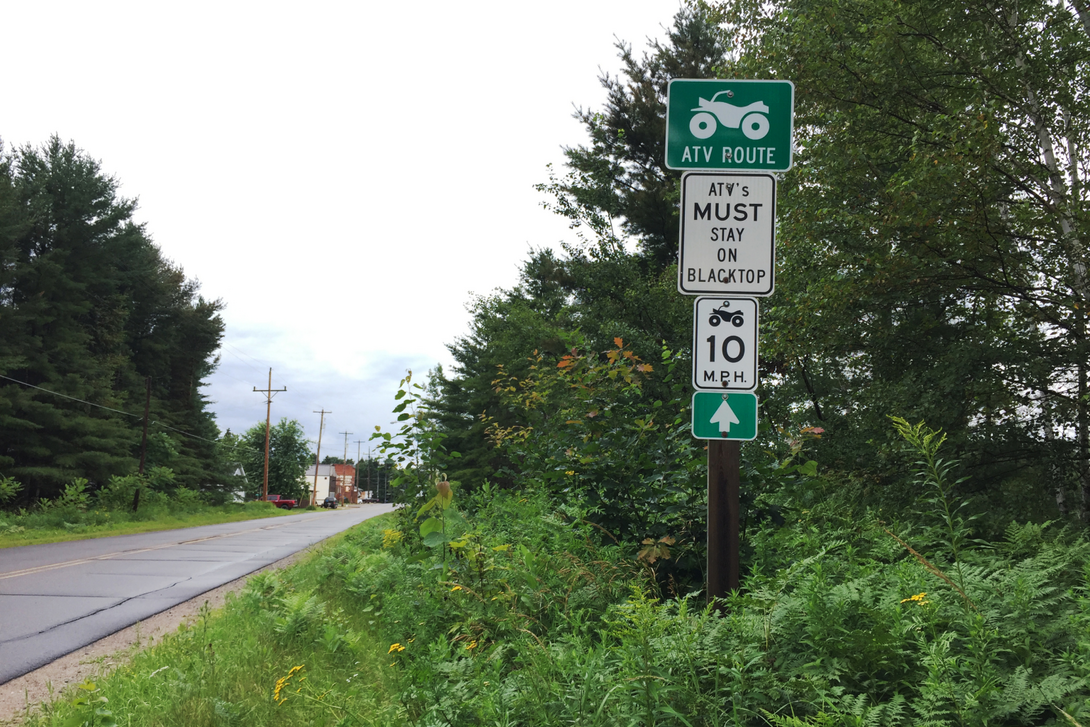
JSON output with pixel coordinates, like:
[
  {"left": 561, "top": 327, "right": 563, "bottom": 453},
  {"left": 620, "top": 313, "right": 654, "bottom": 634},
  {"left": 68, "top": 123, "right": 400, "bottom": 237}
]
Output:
[{"left": 614, "top": 337, "right": 624, "bottom": 348}]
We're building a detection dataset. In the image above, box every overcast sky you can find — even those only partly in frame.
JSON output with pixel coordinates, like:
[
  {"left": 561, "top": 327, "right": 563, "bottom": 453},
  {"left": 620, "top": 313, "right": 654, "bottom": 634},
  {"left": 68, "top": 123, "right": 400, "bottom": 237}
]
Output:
[{"left": 3, "top": 1, "right": 678, "bottom": 459}]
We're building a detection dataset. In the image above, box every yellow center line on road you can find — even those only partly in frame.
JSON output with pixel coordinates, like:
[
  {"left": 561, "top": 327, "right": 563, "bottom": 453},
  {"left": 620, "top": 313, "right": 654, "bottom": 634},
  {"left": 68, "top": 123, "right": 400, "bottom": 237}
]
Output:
[{"left": 0, "top": 516, "right": 322, "bottom": 581}]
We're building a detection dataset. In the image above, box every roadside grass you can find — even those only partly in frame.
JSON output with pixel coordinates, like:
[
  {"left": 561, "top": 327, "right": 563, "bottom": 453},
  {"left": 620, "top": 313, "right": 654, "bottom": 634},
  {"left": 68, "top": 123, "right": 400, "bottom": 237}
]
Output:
[
  {"left": 0, "top": 502, "right": 296, "bottom": 549},
  {"left": 18, "top": 460, "right": 1090, "bottom": 726},
  {"left": 19, "top": 512, "right": 402, "bottom": 727}
]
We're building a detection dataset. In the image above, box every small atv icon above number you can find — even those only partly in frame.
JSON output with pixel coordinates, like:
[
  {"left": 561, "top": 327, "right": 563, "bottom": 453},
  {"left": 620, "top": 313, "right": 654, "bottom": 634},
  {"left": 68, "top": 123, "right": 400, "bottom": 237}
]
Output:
[
  {"left": 690, "top": 91, "right": 770, "bottom": 141},
  {"left": 708, "top": 302, "right": 745, "bottom": 327}
]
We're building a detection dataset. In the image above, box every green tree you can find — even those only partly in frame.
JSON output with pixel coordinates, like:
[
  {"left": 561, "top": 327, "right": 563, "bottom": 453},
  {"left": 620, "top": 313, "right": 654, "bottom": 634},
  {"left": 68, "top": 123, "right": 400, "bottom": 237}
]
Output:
[
  {"left": 712, "top": 0, "right": 1090, "bottom": 519},
  {"left": 238, "top": 418, "right": 312, "bottom": 502},
  {"left": 547, "top": 6, "right": 730, "bottom": 267},
  {"left": 427, "top": 9, "right": 724, "bottom": 492},
  {"left": 0, "top": 137, "right": 225, "bottom": 500}
]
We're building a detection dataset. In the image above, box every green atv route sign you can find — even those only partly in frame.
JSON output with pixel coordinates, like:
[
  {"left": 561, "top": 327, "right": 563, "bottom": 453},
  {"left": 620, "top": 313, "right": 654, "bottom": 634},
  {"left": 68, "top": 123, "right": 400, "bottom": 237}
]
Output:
[{"left": 666, "top": 79, "right": 794, "bottom": 172}]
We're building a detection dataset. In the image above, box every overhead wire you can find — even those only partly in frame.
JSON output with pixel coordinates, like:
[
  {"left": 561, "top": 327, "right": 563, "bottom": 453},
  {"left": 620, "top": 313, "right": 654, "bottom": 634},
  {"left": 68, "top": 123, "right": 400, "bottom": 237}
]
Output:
[{"left": 0, "top": 373, "right": 221, "bottom": 444}]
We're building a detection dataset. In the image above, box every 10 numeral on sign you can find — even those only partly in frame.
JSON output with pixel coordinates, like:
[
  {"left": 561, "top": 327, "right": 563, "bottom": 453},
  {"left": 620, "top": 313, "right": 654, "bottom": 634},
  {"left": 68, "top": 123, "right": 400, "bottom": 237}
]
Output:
[{"left": 706, "top": 334, "right": 745, "bottom": 364}]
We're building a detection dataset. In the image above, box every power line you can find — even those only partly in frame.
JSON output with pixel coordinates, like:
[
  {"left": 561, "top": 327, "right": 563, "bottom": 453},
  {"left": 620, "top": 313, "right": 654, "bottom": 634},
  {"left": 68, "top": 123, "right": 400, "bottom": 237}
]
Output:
[
  {"left": 0, "top": 374, "right": 139, "bottom": 419},
  {"left": 219, "top": 341, "right": 271, "bottom": 373},
  {"left": 0, "top": 373, "right": 221, "bottom": 444}
]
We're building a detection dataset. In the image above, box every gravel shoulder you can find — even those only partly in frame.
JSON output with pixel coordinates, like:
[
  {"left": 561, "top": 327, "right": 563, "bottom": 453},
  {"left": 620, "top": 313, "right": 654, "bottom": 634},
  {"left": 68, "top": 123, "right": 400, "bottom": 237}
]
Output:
[{"left": 0, "top": 546, "right": 315, "bottom": 725}]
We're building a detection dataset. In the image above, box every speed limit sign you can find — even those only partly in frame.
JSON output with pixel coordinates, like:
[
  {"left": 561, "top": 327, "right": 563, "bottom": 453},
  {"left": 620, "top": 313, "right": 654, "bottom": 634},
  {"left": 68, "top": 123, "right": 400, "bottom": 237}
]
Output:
[{"left": 691, "top": 296, "right": 758, "bottom": 391}]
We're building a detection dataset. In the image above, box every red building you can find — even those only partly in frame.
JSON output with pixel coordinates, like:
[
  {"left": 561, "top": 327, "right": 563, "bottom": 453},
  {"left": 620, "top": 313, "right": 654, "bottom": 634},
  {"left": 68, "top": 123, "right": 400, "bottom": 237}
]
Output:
[{"left": 332, "top": 464, "right": 357, "bottom": 504}]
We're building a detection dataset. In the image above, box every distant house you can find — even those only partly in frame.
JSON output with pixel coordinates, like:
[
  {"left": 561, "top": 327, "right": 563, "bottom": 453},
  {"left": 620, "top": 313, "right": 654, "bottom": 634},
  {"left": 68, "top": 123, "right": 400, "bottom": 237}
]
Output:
[
  {"left": 302, "top": 464, "right": 337, "bottom": 505},
  {"left": 231, "top": 466, "right": 247, "bottom": 502},
  {"left": 332, "top": 464, "right": 357, "bottom": 504}
]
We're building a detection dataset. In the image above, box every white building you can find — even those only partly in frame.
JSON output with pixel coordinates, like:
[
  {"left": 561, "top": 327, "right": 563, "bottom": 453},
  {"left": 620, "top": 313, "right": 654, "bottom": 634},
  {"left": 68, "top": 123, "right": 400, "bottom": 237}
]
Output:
[{"left": 301, "top": 464, "right": 337, "bottom": 504}]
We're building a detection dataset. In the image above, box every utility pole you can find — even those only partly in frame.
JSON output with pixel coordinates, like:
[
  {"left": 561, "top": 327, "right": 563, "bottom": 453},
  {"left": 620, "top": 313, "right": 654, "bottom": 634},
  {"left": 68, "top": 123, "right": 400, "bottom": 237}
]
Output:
[
  {"left": 253, "top": 369, "right": 286, "bottom": 502},
  {"left": 354, "top": 440, "right": 365, "bottom": 500},
  {"left": 312, "top": 408, "right": 330, "bottom": 506},
  {"left": 337, "top": 430, "right": 352, "bottom": 502},
  {"left": 340, "top": 431, "right": 353, "bottom": 464},
  {"left": 133, "top": 376, "right": 152, "bottom": 512}
]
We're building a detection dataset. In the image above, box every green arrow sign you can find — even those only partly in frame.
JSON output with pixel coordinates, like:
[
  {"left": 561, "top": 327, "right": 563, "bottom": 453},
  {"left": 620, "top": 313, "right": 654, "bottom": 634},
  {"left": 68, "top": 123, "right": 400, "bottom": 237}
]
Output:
[
  {"left": 691, "top": 391, "right": 758, "bottom": 440},
  {"left": 666, "top": 79, "right": 794, "bottom": 172}
]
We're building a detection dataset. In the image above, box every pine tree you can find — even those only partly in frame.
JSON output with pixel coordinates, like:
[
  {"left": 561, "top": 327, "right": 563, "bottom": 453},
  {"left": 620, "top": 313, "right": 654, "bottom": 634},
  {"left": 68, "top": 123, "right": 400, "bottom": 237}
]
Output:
[{"left": 0, "top": 137, "right": 225, "bottom": 499}]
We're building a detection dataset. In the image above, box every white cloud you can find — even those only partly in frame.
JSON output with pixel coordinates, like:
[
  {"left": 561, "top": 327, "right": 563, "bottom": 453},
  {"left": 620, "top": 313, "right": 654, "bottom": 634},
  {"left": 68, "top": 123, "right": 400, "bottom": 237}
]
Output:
[{"left": 3, "top": 0, "right": 678, "bottom": 450}]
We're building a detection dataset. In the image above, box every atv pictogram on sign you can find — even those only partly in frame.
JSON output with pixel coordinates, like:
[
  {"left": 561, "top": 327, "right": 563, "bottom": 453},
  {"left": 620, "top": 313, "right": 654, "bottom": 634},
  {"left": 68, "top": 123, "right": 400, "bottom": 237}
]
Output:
[{"left": 689, "top": 91, "right": 770, "bottom": 140}]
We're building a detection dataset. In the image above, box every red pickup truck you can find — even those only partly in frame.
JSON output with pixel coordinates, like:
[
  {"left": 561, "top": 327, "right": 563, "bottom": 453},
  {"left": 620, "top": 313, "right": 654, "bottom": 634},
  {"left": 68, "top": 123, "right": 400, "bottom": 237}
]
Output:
[{"left": 266, "top": 494, "right": 297, "bottom": 510}]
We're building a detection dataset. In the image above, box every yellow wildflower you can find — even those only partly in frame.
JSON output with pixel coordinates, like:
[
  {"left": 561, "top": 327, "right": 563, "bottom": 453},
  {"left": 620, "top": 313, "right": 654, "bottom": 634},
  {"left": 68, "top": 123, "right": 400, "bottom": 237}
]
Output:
[
  {"left": 382, "top": 529, "right": 404, "bottom": 549},
  {"left": 466, "top": 640, "right": 478, "bottom": 650},
  {"left": 450, "top": 585, "right": 462, "bottom": 592},
  {"left": 272, "top": 664, "right": 305, "bottom": 704},
  {"left": 388, "top": 643, "right": 406, "bottom": 654},
  {"left": 900, "top": 592, "right": 930, "bottom": 605}
]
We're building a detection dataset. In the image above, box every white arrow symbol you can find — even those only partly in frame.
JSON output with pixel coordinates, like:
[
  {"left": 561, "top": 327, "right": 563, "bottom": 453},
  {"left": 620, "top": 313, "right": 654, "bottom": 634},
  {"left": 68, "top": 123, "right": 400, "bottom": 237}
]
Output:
[{"left": 710, "top": 396, "right": 740, "bottom": 435}]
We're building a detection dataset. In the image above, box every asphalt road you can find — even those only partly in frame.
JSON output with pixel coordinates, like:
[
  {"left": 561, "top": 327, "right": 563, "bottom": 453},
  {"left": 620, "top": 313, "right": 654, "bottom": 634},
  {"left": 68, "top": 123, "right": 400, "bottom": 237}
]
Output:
[{"left": 0, "top": 505, "right": 393, "bottom": 684}]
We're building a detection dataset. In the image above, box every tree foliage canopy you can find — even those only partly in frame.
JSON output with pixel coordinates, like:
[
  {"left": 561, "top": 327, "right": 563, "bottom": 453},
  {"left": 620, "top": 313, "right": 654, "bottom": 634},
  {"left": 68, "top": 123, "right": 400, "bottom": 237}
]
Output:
[
  {"left": 0, "top": 136, "right": 226, "bottom": 500},
  {"left": 238, "top": 418, "right": 313, "bottom": 502},
  {"left": 708, "top": 0, "right": 1090, "bottom": 513},
  {"left": 421, "top": 1, "right": 1090, "bottom": 527}
]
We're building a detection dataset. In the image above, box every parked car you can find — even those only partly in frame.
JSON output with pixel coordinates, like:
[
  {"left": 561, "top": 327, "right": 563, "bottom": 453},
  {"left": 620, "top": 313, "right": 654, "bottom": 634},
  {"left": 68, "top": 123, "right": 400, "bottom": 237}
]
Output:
[
  {"left": 321, "top": 496, "right": 339, "bottom": 509},
  {"left": 266, "top": 494, "right": 297, "bottom": 510}
]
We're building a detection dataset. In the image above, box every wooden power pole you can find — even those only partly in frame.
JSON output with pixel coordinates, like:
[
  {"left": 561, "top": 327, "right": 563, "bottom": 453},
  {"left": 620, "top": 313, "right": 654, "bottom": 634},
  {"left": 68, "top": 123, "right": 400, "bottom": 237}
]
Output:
[
  {"left": 311, "top": 408, "right": 330, "bottom": 505},
  {"left": 707, "top": 439, "right": 741, "bottom": 605},
  {"left": 133, "top": 376, "right": 152, "bottom": 512},
  {"left": 337, "top": 430, "right": 352, "bottom": 501},
  {"left": 253, "top": 369, "right": 286, "bottom": 501},
  {"left": 354, "top": 439, "right": 365, "bottom": 499}
]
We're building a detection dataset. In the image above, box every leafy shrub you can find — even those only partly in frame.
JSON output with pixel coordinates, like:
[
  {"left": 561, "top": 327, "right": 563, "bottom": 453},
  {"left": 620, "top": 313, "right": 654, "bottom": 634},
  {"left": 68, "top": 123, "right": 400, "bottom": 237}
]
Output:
[
  {"left": 0, "top": 475, "right": 22, "bottom": 506},
  {"left": 171, "top": 487, "right": 202, "bottom": 512},
  {"left": 39, "top": 478, "right": 91, "bottom": 512},
  {"left": 96, "top": 475, "right": 139, "bottom": 510},
  {"left": 346, "top": 417, "right": 1090, "bottom": 727}
]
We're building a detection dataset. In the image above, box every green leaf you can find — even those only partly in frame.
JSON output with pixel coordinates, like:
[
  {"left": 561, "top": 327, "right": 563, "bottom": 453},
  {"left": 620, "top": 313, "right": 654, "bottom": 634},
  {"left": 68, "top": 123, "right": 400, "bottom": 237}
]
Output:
[
  {"left": 422, "top": 531, "right": 447, "bottom": 548},
  {"left": 798, "top": 460, "right": 819, "bottom": 477},
  {"left": 419, "top": 517, "right": 443, "bottom": 537},
  {"left": 416, "top": 498, "right": 437, "bottom": 518}
]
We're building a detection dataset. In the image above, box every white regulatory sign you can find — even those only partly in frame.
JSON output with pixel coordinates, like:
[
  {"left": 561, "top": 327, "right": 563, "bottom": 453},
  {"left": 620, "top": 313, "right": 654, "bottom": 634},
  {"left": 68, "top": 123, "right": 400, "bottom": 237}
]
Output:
[
  {"left": 691, "top": 296, "right": 758, "bottom": 391},
  {"left": 677, "top": 172, "right": 775, "bottom": 296}
]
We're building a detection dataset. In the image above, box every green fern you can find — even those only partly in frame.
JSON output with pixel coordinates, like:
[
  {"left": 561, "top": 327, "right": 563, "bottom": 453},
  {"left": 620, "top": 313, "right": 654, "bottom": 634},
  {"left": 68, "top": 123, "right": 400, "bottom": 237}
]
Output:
[{"left": 273, "top": 591, "right": 324, "bottom": 640}]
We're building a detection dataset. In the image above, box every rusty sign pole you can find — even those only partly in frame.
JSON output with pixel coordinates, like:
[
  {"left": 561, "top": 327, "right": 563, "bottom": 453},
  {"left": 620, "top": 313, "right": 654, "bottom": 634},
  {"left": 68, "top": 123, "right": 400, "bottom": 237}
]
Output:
[{"left": 707, "top": 439, "right": 741, "bottom": 606}]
